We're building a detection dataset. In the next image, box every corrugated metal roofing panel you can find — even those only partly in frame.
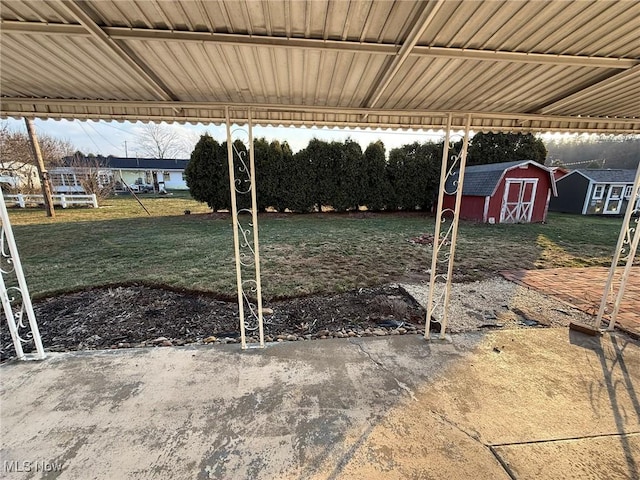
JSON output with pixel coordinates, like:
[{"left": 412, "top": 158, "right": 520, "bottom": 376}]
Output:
[
  {"left": 118, "top": 38, "right": 390, "bottom": 106},
  {"left": 0, "top": 32, "right": 158, "bottom": 100},
  {"left": 0, "top": 0, "right": 77, "bottom": 23},
  {"left": 379, "top": 57, "right": 621, "bottom": 114},
  {"left": 79, "top": 0, "right": 422, "bottom": 43},
  {"left": 542, "top": 66, "right": 640, "bottom": 117},
  {"left": 0, "top": 0, "right": 638, "bottom": 132},
  {"left": 423, "top": 0, "right": 640, "bottom": 57}
]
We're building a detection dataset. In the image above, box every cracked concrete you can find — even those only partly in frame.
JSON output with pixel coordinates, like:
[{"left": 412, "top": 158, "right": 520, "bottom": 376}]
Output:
[
  {"left": 349, "top": 338, "right": 418, "bottom": 403},
  {"left": 1, "top": 329, "right": 639, "bottom": 479}
]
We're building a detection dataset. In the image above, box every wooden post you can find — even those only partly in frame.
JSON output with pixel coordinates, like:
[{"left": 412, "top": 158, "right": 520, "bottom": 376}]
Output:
[{"left": 24, "top": 118, "right": 55, "bottom": 217}]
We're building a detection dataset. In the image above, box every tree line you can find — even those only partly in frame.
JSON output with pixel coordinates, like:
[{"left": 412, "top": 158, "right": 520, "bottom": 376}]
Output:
[
  {"left": 546, "top": 134, "right": 640, "bottom": 170},
  {"left": 185, "top": 133, "right": 547, "bottom": 213}
]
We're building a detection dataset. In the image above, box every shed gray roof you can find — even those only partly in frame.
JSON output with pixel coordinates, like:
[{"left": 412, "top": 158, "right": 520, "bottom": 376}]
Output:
[
  {"left": 574, "top": 169, "right": 637, "bottom": 184},
  {"left": 445, "top": 160, "right": 548, "bottom": 196}
]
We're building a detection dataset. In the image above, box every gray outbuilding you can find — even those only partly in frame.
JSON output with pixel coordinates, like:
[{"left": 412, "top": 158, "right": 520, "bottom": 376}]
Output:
[{"left": 549, "top": 169, "right": 640, "bottom": 215}]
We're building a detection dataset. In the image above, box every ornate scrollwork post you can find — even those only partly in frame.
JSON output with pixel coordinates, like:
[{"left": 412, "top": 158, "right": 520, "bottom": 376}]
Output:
[
  {"left": 425, "top": 113, "right": 472, "bottom": 340},
  {"left": 0, "top": 194, "right": 45, "bottom": 360},
  {"left": 225, "top": 107, "right": 265, "bottom": 349},
  {"left": 595, "top": 162, "right": 640, "bottom": 331}
]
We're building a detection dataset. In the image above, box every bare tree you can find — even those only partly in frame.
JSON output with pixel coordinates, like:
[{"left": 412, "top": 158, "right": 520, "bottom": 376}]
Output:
[
  {"left": 0, "top": 122, "right": 75, "bottom": 166},
  {"left": 134, "top": 123, "right": 192, "bottom": 159},
  {"left": 0, "top": 122, "right": 75, "bottom": 195},
  {"left": 68, "top": 153, "right": 115, "bottom": 203}
]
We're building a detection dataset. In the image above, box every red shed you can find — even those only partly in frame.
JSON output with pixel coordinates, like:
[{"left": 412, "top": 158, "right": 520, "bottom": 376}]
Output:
[
  {"left": 443, "top": 160, "right": 557, "bottom": 223},
  {"left": 551, "top": 166, "right": 569, "bottom": 181}
]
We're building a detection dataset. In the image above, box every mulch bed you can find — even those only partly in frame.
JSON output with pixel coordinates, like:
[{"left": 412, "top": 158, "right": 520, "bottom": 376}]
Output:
[{"left": 0, "top": 284, "right": 427, "bottom": 361}]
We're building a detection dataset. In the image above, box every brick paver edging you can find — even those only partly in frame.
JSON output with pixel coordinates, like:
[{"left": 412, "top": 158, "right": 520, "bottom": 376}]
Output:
[{"left": 501, "top": 267, "right": 640, "bottom": 339}]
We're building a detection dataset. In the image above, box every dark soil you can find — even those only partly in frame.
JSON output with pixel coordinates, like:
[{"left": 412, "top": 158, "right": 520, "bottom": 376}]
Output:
[{"left": 0, "top": 284, "right": 427, "bottom": 361}]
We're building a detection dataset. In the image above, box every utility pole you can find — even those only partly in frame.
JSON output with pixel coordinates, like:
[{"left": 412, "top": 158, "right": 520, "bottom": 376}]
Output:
[
  {"left": 24, "top": 118, "right": 55, "bottom": 218},
  {"left": 124, "top": 140, "right": 128, "bottom": 158}
]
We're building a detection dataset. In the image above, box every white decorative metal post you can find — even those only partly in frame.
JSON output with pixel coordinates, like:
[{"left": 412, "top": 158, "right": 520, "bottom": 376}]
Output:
[
  {"left": 425, "top": 113, "right": 472, "bottom": 340},
  {"left": 595, "top": 162, "right": 640, "bottom": 331},
  {"left": 0, "top": 194, "right": 45, "bottom": 360},
  {"left": 225, "top": 107, "right": 265, "bottom": 349}
]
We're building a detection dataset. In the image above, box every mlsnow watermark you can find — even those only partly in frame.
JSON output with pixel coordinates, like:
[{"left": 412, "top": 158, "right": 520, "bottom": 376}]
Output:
[{"left": 3, "top": 460, "right": 63, "bottom": 473}]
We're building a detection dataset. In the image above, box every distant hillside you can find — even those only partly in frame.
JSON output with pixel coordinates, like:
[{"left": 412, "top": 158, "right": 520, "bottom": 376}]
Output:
[{"left": 544, "top": 135, "right": 640, "bottom": 170}]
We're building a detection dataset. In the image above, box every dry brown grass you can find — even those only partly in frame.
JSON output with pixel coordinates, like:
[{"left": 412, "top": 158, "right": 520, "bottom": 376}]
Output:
[{"left": 8, "top": 198, "right": 625, "bottom": 299}]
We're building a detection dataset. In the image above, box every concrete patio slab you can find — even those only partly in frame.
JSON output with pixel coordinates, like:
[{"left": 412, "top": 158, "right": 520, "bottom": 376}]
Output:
[
  {"left": 1, "top": 329, "right": 639, "bottom": 479},
  {"left": 493, "top": 435, "right": 640, "bottom": 480}
]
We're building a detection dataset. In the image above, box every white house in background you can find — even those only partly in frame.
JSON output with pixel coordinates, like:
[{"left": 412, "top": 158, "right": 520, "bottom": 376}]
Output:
[
  {"left": 59, "top": 156, "right": 190, "bottom": 192},
  {"left": 108, "top": 157, "right": 189, "bottom": 191},
  {"left": 0, "top": 162, "right": 41, "bottom": 191}
]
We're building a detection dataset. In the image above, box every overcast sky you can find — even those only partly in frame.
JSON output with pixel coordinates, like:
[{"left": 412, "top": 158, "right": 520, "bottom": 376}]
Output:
[{"left": 3, "top": 117, "right": 451, "bottom": 158}]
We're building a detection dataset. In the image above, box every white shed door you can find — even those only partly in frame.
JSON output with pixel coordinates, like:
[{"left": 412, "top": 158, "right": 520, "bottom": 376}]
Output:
[{"left": 500, "top": 179, "right": 538, "bottom": 223}]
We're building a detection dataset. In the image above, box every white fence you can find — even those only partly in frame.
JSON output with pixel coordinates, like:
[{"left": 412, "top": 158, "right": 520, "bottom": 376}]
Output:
[{"left": 4, "top": 193, "right": 98, "bottom": 209}]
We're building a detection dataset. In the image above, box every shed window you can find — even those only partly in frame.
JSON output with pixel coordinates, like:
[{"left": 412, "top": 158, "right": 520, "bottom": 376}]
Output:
[
  {"left": 163, "top": 172, "right": 171, "bottom": 182},
  {"left": 624, "top": 185, "right": 633, "bottom": 198},
  {"left": 592, "top": 184, "right": 605, "bottom": 200}
]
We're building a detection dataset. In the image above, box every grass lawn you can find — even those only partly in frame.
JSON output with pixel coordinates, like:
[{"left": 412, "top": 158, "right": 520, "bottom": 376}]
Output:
[{"left": 6, "top": 192, "right": 626, "bottom": 300}]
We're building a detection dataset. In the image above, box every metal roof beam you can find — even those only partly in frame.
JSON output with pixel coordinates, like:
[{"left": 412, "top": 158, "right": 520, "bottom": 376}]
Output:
[
  {"left": 0, "top": 21, "right": 88, "bottom": 35},
  {"left": 363, "top": 0, "right": 447, "bottom": 109},
  {"left": 54, "top": 1, "right": 176, "bottom": 102},
  {"left": 1, "top": 20, "right": 637, "bottom": 69},
  {"left": 411, "top": 46, "right": 637, "bottom": 69},
  {"left": 2, "top": 97, "right": 638, "bottom": 126}
]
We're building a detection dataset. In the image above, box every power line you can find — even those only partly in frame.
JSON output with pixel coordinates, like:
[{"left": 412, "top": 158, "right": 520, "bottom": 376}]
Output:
[
  {"left": 98, "top": 120, "right": 135, "bottom": 134},
  {"left": 75, "top": 120, "right": 102, "bottom": 152},
  {"left": 562, "top": 158, "right": 606, "bottom": 167},
  {"left": 85, "top": 120, "right": 121, "bottom": 150}
]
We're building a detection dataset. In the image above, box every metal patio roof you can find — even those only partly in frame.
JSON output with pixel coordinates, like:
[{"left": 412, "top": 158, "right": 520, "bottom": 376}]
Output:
[{"left": 1, "top": 0, "right": 639, "bottom": 133}]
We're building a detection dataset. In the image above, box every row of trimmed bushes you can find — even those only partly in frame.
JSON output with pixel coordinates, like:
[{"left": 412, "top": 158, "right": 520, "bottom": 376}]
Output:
[
  {"left": 185, "top": 136, "right": 443, "bottom": 213},
  {"left": 184, "top": 132, "right": 546, "bottom": 213}
]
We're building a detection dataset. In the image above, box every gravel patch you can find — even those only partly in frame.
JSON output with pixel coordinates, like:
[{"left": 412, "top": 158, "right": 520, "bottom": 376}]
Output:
[{"left": 401, "top": 277, "right": 595, "bottom": 333}]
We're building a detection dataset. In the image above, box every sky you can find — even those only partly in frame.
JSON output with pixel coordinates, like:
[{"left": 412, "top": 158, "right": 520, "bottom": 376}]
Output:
[{"left": 3, "top": 117, "right": 450, "bottom": 159}]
